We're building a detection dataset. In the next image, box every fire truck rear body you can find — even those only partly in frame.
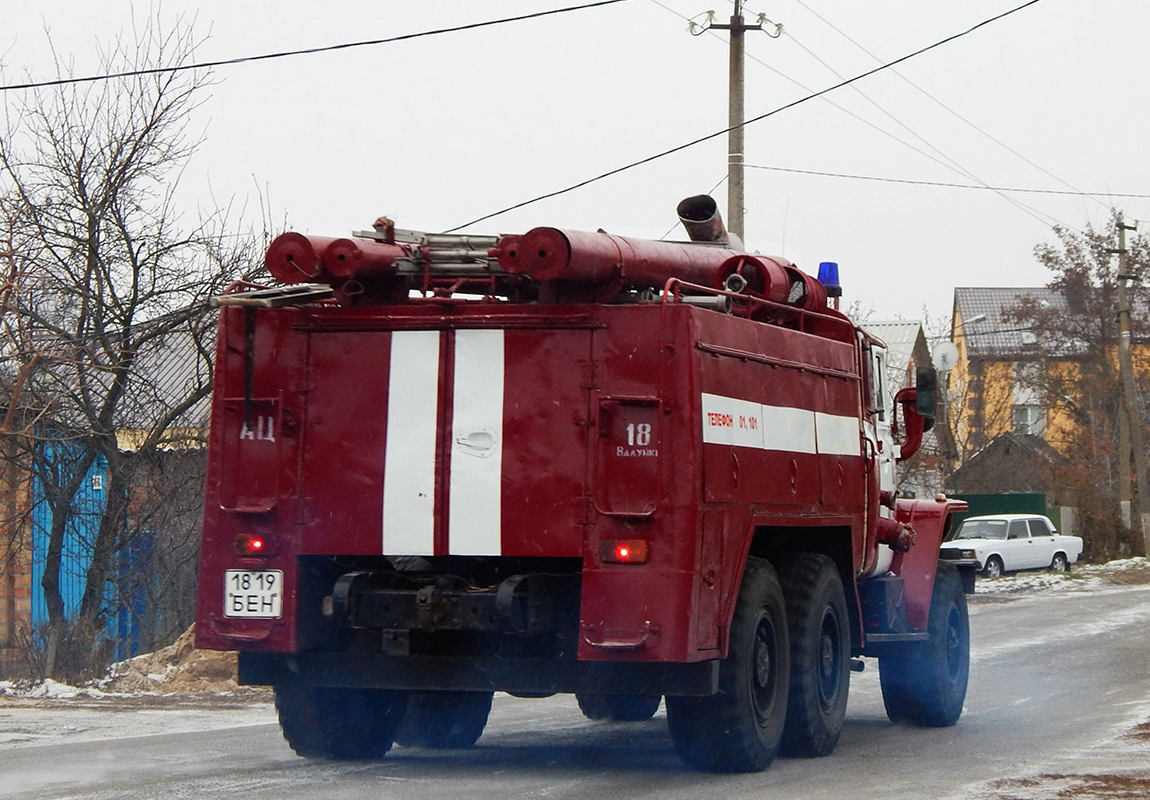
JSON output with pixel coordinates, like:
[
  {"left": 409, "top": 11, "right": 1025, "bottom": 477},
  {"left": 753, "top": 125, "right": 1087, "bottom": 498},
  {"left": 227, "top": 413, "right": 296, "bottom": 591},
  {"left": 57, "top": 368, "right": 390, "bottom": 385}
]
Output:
[{"left": 195, "top": 197, "right": 970, "bottom": 770}]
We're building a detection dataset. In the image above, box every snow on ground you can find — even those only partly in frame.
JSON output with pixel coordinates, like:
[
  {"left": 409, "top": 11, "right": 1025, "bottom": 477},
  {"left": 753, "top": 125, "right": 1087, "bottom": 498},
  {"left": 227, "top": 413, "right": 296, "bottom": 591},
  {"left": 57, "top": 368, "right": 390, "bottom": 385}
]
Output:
[
  {"left": 973, "top": 556, "right": 1150, "bottom": 596},
  {"left": 965, "top": 712, "right": 1150, "bottom": 800}
]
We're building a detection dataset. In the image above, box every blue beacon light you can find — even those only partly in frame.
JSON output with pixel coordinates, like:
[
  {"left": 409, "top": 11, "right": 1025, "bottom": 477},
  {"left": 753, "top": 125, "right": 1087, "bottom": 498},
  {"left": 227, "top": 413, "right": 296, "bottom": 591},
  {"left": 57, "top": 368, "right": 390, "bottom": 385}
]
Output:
[{"left": 817, "top": 261, "right": 842, "bottom": 298}]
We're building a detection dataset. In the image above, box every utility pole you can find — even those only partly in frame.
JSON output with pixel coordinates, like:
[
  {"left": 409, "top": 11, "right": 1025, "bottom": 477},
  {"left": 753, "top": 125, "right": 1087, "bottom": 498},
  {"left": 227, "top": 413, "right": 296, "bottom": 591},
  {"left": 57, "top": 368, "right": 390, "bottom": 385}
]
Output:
[
  {"left": 710, "top": 3, "right": 761, "bottom": 243},
  {"left": 1114, "top": 214, "right": 1150, "bottom": 555}
]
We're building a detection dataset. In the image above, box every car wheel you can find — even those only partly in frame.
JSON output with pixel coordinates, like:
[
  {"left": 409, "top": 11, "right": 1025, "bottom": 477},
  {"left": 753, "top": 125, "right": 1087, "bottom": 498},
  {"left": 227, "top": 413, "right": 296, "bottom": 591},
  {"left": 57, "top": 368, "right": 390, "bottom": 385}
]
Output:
[
  {"left": 666, "top": 557, "right": 789, "bottom": 773},
  {"left": 1049, "top": 553, "right": 1069, "bottom": 573},
  {"left": 982, "top": 555, "right": 1003, "bottom": 578}
]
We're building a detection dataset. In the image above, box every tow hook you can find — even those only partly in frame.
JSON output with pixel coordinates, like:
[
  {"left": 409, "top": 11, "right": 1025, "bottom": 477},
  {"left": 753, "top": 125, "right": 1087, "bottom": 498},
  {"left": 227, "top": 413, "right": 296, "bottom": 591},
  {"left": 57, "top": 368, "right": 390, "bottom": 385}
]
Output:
[{"left": 416, "top": 585, "right": 448, "bottom": 630}]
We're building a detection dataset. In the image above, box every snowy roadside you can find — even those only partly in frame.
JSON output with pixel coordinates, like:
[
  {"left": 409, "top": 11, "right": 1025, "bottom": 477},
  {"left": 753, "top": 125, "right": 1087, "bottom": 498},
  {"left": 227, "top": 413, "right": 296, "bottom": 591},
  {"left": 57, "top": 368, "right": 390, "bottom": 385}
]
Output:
[
  {"left": 0, "top": 625, "right": 275, "bottom": 751},
  {"left": 965, "top": 557, "right": 1150, "bottom": 799},
  {"left": 1, "top": 558, "right": 1147, "bottom": 798},
  {"left": 0, "top": 624, "right": 271, "bottom": 709},
  {"left": 2, "top": 558, "right": 1145, "bottom": 707},
  {"left": 970, "top": 556, "right": 1150, "bottom": 597}
]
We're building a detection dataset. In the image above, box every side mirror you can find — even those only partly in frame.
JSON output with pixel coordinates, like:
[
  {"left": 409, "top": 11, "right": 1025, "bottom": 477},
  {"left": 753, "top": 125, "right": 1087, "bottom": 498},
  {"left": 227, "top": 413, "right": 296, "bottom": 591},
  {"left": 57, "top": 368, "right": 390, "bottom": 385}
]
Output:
[
  {"left": 916, "top": 366, "right": 937, "bottom": 420},
  {"left": 895, "top": 381, "right": 934, "bottom": 462}
]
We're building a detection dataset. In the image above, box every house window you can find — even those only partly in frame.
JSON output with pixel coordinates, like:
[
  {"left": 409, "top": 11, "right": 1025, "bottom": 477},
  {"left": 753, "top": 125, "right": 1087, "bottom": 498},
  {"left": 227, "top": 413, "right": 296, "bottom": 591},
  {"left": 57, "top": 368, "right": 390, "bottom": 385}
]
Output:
[{"left": 1013, "top": 405, "right": 1045, "bottom": 436}]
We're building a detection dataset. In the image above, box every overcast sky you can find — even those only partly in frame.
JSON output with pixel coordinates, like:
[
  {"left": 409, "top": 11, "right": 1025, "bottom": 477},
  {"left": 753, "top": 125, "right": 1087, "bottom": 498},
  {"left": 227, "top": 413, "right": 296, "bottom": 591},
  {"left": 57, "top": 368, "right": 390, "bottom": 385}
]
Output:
[{"left": 3, "top": 0, "right": 1147, "bottom": 324}]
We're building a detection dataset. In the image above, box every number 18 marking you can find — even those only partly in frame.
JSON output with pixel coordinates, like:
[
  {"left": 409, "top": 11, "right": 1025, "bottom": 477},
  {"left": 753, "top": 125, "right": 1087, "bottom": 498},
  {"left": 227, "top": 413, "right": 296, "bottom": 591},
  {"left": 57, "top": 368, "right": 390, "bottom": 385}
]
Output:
[{"left": 626, "top": 423, "right": 652, "bottom": 446}]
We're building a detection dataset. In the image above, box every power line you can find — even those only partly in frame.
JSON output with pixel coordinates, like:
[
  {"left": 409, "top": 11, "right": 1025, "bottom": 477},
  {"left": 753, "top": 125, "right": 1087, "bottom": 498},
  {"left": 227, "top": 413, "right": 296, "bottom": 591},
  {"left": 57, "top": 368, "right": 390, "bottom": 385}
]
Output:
[
  {"left": 0, "top": 0, "right": 632, "bottom": 93},
  {"left": 445, "top": 0, "right": 1047, "bottom": 232},
  {"left": 778, "top": 24, "right": 1063, "bottom": 232},
  {"left": 743, "top": 163, "right": 1150, "bottom": 199},
  {"left": 683, "top": 0, "right": 1063, "bottom": 230},
  {"left": 649, "top": 0, "right": 1003, "bottom": 198},
  {"left": 791, "top": 0, "right": 1100, "bottom": 210},
  {"left": 663, "top": 0, "right": 1029, "bottom": 233}
]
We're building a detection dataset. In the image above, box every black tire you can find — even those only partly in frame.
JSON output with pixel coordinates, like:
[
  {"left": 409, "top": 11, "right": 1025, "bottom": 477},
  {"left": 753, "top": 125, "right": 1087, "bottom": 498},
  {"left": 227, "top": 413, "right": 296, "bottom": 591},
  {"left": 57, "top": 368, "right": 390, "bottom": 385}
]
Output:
[
  {"left": 576, "top": 693, "right": 662, "bottom": 722},
  {"left": 778, "top": 553, "right": 850, "bottom": 757},
  {"left": 274, "top": 686, "right": 408, "bottom": 759},
  {"left": 982, "top": 555, "right": 1004, "bottom": 579},
  {"left": 1049, "top": 552, "right": 1069, "bottom": 573},
  {"left": 394, "top": 690, "right": 493, "bottom": 749},
  {"left": 878, "top": 562, "right": 970, "bottom": 727},
  {"left": 666, "top": 557, "right": 790, "bottom": 773}
]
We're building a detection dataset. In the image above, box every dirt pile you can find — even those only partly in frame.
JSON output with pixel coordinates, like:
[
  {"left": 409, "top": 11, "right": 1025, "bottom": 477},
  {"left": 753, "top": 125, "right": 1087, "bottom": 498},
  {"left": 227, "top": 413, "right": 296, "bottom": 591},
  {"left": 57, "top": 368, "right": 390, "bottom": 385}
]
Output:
[{"left": 100, "top": 625, "right": 254, "bottom": 695}]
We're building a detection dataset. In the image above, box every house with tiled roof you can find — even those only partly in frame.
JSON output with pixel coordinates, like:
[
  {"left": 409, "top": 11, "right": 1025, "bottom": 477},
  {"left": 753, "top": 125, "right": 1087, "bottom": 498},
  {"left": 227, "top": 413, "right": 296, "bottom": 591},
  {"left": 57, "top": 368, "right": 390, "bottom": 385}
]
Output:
[
  {"left": 949, "top": 287, "right": 1076, "bottom": 458},
  {"left": 949, "top": 285, "right": 1150, "bottom": 460}
]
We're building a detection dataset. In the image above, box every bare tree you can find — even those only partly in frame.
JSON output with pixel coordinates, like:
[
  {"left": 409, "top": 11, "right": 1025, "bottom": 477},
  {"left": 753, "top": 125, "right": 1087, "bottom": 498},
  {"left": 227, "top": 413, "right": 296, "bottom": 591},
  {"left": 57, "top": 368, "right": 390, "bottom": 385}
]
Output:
[
  {"left": 1003, "top": 213, "right": 1150, "bottom": 558},
  {"left": 0, "top": 17, "right": 259, "bottom": 678}
]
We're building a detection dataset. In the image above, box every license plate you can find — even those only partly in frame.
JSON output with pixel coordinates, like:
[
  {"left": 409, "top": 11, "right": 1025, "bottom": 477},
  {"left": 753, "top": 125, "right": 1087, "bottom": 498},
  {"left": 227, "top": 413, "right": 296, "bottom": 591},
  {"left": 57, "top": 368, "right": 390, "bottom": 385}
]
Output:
[{"left": 224, "top": 570, "right": 283, "bottom": 618}]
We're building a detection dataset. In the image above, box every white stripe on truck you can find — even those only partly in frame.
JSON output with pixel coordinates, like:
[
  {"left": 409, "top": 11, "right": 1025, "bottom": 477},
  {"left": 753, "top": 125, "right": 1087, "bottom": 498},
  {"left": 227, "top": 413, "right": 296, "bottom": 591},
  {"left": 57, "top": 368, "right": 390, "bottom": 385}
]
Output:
[
  {"left": 382, "top": 330, "right": 441, "bottom": 555},
  {"left": 701, "top": 392, "right": 859, "bottom": 456},
  {"left": 448, "top": 329, "right": 505, "bottom": 555}
]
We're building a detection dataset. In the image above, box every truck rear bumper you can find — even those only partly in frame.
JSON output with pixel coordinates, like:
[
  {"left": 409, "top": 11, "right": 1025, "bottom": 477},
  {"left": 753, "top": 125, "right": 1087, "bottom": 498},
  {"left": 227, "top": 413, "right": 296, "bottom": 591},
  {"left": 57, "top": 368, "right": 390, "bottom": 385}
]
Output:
[{"left": 239, "top": 650, "right": 720, "bottom": 697}]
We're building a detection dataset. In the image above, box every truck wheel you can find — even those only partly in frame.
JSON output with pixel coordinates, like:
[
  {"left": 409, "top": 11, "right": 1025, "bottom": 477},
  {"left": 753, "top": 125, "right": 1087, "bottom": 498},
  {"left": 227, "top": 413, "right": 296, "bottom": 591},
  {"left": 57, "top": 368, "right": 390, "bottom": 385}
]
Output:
[
  {"left": 878, "top": 562, "right": 970, "bottom": 727},
  {"left": 394, "top": 690, "right": 493, "bottom": 749},
  {"left": 274, "top": 686, "right": 407, "bottom": 759},
  {"left": 778, "top": 553, "right": 850, "bottom": 757},
  {"left": 576, "top": 693, "right": 662, "bottom": 722},
  {"left": 982, "top": 555, "right": 1003, "bottom": 578},
  {"left": 666, "top": 557, "right": 789, "bottom": 773},
  {"left": 1049, "top": 552, "right": 1069, "bottom": 573}
]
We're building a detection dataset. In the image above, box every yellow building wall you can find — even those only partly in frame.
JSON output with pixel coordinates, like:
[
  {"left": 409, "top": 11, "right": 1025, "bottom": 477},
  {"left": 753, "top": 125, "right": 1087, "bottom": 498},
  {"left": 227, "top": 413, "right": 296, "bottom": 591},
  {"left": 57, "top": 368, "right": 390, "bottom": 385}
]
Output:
[{"left": 951, "top": 340, "right": 1150, "bottom": 460}]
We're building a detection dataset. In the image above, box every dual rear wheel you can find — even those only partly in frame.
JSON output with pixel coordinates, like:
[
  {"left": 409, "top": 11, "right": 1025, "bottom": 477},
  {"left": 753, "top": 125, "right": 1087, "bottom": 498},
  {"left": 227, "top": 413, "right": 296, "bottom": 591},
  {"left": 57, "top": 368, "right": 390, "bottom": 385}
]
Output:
[
  {"left": 576, "top": 692, "right": 662, "bottom": 722},
  {"left": 660, "top": 554, "right": 852, "bottom": 772},
  {"left": 274, "top": 687, "right": 493, "bottom": 759}
]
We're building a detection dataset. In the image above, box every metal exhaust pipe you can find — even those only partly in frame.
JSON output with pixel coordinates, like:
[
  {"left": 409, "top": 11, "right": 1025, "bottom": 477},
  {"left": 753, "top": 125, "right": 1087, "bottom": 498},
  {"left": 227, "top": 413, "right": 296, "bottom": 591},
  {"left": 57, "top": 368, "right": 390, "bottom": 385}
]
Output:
[{"left": 676, "top": 195, "right": 745, "bottom": 250}]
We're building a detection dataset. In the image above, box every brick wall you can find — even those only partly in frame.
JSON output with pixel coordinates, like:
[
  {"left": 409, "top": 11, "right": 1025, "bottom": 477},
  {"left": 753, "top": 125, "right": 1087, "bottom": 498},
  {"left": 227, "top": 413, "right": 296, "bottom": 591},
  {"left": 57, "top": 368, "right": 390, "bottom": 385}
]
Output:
[{"left": 1, "top": 459, "right": 33, "bottom": 676}]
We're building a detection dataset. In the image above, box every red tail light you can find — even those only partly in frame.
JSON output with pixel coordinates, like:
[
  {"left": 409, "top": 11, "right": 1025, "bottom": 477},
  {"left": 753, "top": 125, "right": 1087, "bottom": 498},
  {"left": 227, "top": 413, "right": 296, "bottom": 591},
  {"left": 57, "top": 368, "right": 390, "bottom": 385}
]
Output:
[
  {"left": 601, "top": 539, "right": 650, "bottom": 564},
  {"left": 234, "top": 533, "right": 267, "bottom": 556}
]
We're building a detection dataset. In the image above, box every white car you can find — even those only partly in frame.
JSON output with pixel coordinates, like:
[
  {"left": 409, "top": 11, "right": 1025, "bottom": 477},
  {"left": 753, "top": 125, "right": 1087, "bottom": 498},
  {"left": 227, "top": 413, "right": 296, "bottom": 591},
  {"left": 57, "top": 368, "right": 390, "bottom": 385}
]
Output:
[{"left": 939, "top": 514, "right": 1083, "bottom": 578}]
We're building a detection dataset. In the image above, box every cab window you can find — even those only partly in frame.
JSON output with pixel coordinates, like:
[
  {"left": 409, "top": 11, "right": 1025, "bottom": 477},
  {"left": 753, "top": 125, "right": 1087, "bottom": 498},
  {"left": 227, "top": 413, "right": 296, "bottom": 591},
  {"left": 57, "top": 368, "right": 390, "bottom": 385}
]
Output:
[{"left": 866, "top": 346, "right": 888, "bottom": 421}]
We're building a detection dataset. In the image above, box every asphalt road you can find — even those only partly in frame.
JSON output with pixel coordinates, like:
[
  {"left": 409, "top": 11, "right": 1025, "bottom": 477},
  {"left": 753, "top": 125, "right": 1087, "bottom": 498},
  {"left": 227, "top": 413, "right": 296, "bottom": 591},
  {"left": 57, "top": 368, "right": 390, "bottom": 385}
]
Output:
[{"left": 4, "top": 578, "right": 1150, "bottom": 800}]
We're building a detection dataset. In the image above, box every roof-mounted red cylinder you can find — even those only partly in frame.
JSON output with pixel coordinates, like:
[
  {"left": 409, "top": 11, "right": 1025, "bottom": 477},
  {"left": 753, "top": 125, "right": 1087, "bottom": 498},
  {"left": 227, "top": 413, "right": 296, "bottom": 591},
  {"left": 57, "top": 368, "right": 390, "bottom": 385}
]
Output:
[
  {"left": 717, "top": 255, "right": 791, "bottom": 305},
  {"left": 785, "top": 267, "right": 829, "bottom": 313},
  {"left": 266, "top": 232, "right": 412, "bottom": 285},
  {"left": 265, "top": 233, "right": 338, "bottom": 284},
  {"left": 323, "top": 237, "right": 409, "bottom": 279},
  {"left": 495, "top": 227, "right": 739, "bottom": 288},
  {"left": 718, "top": 254, "right": 829, "bottom": 318}
]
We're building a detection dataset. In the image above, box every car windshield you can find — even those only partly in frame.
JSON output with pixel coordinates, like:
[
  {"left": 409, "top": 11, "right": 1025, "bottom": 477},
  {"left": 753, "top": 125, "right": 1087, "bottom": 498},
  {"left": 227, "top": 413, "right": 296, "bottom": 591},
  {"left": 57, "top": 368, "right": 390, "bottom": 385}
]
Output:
[{"left": 954, "top": 519, "right": 1009, "bottom": 540}]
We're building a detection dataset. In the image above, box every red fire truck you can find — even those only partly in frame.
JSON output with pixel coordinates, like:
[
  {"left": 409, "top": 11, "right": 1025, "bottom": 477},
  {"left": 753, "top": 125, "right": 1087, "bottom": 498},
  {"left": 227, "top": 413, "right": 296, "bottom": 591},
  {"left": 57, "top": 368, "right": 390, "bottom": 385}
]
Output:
[{"left": 195, "top": 195, "right": 971, "bottom": 773}]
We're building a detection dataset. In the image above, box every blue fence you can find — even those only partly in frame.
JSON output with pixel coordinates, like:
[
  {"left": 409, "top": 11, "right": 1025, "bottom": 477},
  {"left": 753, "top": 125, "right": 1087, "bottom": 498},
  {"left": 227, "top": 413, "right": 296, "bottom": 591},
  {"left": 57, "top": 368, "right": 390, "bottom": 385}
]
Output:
[{"left": 29, "top": 446, "right": 147, "bottom": 662}]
